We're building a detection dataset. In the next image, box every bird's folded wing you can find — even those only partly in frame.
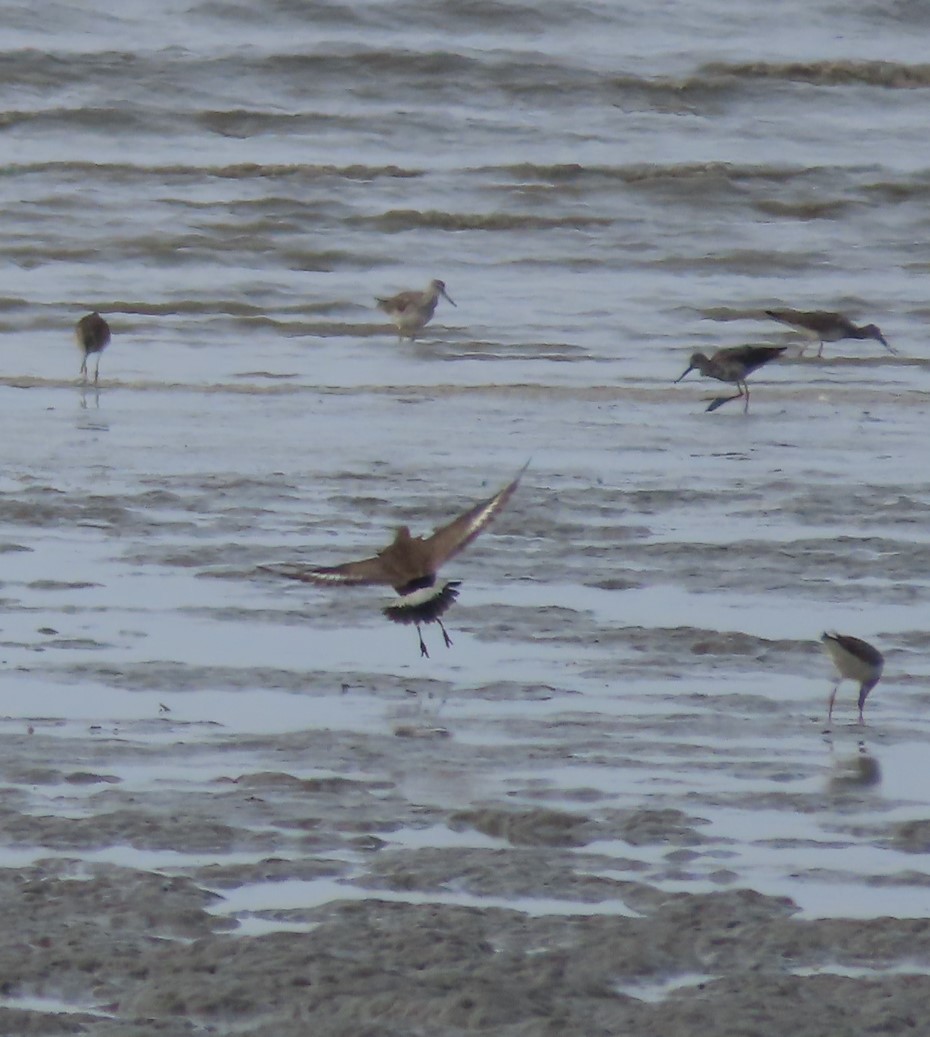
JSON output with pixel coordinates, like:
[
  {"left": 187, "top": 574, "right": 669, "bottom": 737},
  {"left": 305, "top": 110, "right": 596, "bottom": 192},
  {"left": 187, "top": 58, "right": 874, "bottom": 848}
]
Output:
[
  {"left": 378, "top": 291, "right": 416, "bottom": 313},
  {"left": 259, "top": 557, "right": 390, "bottom": 586},
  {"left": 825, "top": 632, "right": 884, "bottom": 666}
]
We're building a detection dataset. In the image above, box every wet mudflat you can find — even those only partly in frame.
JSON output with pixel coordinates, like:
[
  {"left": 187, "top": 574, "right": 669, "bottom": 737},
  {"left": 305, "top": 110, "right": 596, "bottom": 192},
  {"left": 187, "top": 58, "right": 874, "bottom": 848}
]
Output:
[
  {"left": 3, "top": 0, "right": 930, "bottom": 1032},
  {"left": 0, "top": 368, "right": 928, "bottom": 1036}
]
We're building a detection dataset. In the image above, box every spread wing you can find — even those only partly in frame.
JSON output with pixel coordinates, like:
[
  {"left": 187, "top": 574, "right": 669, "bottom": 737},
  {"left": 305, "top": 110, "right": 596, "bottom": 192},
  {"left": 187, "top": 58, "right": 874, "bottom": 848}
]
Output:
[
  {"left": 259, "top": 557, "right": 392, "bottom": 587},
  {"left": 423, "top": 463, "right": 526, "bottom": 568}
]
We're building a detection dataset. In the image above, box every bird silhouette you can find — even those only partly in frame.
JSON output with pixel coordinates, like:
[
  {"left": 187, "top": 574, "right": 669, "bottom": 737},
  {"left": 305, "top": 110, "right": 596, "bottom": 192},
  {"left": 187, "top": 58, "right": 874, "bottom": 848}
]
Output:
[
  {"left": 262, "top": 466, "right": 525, "bottom": 657},
  {"left": 675, "top": 345, "right": 786, "bottom": 412}
]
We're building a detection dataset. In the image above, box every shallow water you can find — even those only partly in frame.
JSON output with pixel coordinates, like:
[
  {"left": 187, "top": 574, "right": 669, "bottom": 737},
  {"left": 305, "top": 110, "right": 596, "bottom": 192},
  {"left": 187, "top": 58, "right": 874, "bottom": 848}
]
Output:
[{"left": 1, "top": 0, "right": 929, "bottom": 1032}]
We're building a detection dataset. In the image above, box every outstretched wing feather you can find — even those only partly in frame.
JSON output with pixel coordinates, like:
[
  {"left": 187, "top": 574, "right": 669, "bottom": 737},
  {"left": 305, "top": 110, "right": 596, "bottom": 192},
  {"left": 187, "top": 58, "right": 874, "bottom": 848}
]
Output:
[
  {"left": 259, "top": 556, "right": 390, "bottom": 587},
  {"left": 424, "top": 465, "right": 526, "bottom": 565}
]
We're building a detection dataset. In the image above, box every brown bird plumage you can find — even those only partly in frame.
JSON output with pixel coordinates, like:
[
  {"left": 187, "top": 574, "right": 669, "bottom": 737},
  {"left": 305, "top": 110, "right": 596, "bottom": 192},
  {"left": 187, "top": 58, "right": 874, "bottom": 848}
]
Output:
[
  {"left": 376, "top": 279, "right": 456, "bottom": 340},
  {"left": 262, "top": 466, "right": 525, "bottom": 657},
  {"left": 675, "top": 345, "right": 786, "bottom": 413},
  {"left": 75, "top": 311, "right": 111, "bottom": 384},
  {"left": 765, "top": 309, "right": 893, "bottom": 358}
]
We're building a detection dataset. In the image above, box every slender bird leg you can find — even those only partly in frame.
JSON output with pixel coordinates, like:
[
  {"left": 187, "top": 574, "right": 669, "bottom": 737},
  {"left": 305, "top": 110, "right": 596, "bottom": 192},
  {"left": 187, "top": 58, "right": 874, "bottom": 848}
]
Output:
[
  {"left": 437, "top": 618, "right": 454, "bottom": 648},
  {"left": 80, "top": 356, "right": 88, "bottom": 382},
  {"left": 94, "top": 355, "right": 101, "bottom": 384},
  {"left": 742, "top": 380, "right": 750, "bottom": 413},
  {"left": 416, "top": 625, "right": 430, "bottom": 658},
  {"left": 817, "top": 339, "right": 824, "bottom": 358},
  {"left": 857, "top": 681, "right": 874, "bottom": 725},
  {"left": 827, "top": 680, "right": 840, "bottom": 722}
]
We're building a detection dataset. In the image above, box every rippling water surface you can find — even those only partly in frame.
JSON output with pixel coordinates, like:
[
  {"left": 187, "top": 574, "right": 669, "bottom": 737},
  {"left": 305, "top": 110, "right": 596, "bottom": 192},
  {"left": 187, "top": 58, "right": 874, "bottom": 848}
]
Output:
[{"left": 2, "top": 0, "right": 930, "bottom": 973}]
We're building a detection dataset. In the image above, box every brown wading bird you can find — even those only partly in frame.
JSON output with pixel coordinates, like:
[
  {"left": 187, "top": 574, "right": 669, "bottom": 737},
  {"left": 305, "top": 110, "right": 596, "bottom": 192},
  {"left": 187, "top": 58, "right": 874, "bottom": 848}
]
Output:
[
  {"left": 822, "top": 631, "right": 884, "bottom": 725},
  {"left": 674, "top": 345, "right": 786, "bottom": 413},
  {"left": 261, "top": 466, "right": 525, "bottom": 658},
  {"left": 764, "top": 309, "right": 893, "bottom": 358},
  {"left": 75, "top": 311, "right": 111, "bottom": 384},
  {"left": 376, "top": 279, "right": 456, "bottom": 340}
]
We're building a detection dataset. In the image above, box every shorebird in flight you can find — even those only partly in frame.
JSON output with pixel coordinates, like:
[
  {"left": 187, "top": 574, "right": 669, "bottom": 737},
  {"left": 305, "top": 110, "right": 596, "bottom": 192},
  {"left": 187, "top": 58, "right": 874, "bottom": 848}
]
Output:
[
  {"left": 262, "top": 466, "right": 525, "bottom": 657},
  {"left": 76, "top": 311, "right": 111, "bottom": 384},
  {"left": 764, "top": 309, "right": 893, "bottom": 358},
  {"left": 675, "top": 344, "right": 786, "bottom": 412},
  {"left": 376, "top": 279, "right": 456, "bottom": 340},
  {"left": 822, "top": 632, "right": 884, "bottom": 725}
]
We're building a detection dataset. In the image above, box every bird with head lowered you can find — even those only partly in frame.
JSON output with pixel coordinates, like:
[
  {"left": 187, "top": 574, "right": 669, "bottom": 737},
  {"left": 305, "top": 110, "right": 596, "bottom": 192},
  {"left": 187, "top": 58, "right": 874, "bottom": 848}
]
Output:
[{"left": 675, "top": 344, "right": 786, "bottom": 413}]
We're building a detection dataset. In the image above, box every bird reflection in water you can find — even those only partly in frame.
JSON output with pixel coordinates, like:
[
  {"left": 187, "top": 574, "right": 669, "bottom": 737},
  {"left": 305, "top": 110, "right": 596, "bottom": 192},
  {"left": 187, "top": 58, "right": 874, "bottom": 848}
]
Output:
[
  {"left": 826, "top": 739, "right": 882, "bottom": 792},
  {"left": 79, "top": 384, "right": 101, "bottom": 412}
]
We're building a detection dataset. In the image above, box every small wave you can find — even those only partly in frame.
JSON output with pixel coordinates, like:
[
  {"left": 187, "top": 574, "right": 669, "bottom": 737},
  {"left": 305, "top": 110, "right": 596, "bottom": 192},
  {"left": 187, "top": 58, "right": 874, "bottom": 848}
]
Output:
[
  {"left": 649, "top": 250, "right": 823, "bottom": 274},
  {"left": 197, "top": 0, "right": 613, "bottom": 33},
  {"left": 701, "top": 59, "right": 930, "bottom": 89},
  {"left": 484, "top": 162, "right": 826, "bottom": 186},
  {"left": 197, "top": 109, "right": 372, "bottom": 138},
  {"left": 9, "top": 160, "right": 422, "bottom": 183},
  {"left": 0, "top": 107, "right": 155, "bottom": 132},
  {"left": 753, "top": 198, "right": 852, "bottom": 220},
  {"left": 862, "top": 174, "right": 930, "bottom": 203},
  {"left": 354, "top": 210, "right": 612, "bottom": 232}
]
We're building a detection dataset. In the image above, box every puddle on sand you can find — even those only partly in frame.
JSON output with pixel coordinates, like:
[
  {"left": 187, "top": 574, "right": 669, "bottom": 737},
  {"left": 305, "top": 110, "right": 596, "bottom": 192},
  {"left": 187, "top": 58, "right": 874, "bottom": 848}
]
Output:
[
  {"left": 210, "top": 875, "right": 641, "bottom": 929},
  {"left": 0, "top": 846, "right": 282, "bottom": 874},
  {"left": 0, "top": 994, "right": 115, "bottom": 1019},
  {"left": 791, "top": 961, "right": 930, "bottom": 978},
  {"left": 614, "top": 973, "right": 718, "bottom": 1002}
]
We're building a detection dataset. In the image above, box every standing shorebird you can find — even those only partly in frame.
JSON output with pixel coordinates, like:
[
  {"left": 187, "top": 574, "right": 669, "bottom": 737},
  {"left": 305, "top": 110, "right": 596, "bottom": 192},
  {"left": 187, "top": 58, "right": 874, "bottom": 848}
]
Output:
[
  {"left": 376, "top": 279, "right": 456, "bottom": 340},
  {"left": 75, "top": 311, "right": 111, "bottom": 384},
  {"left": 764, "top": 309, "right": 893, "bottom": 358},
  {"left": 822, "top": 632, "right": 884, "bottom": 725},
  {"left": 674, "top": 345, "right": 786, "bottom": 413},
  {"left": 261, "top": 466, "right": 525, "bottom": 658}
]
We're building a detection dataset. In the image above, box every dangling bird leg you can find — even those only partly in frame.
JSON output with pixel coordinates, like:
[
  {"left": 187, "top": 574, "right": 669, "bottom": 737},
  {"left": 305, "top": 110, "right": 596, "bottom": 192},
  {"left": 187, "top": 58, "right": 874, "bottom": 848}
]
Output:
[
  {"left": 416, "top": 625, "right": 430, "bottom": 658},
  {"left": 437, "top": 618, "right": 454, "bottom": 648}
]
